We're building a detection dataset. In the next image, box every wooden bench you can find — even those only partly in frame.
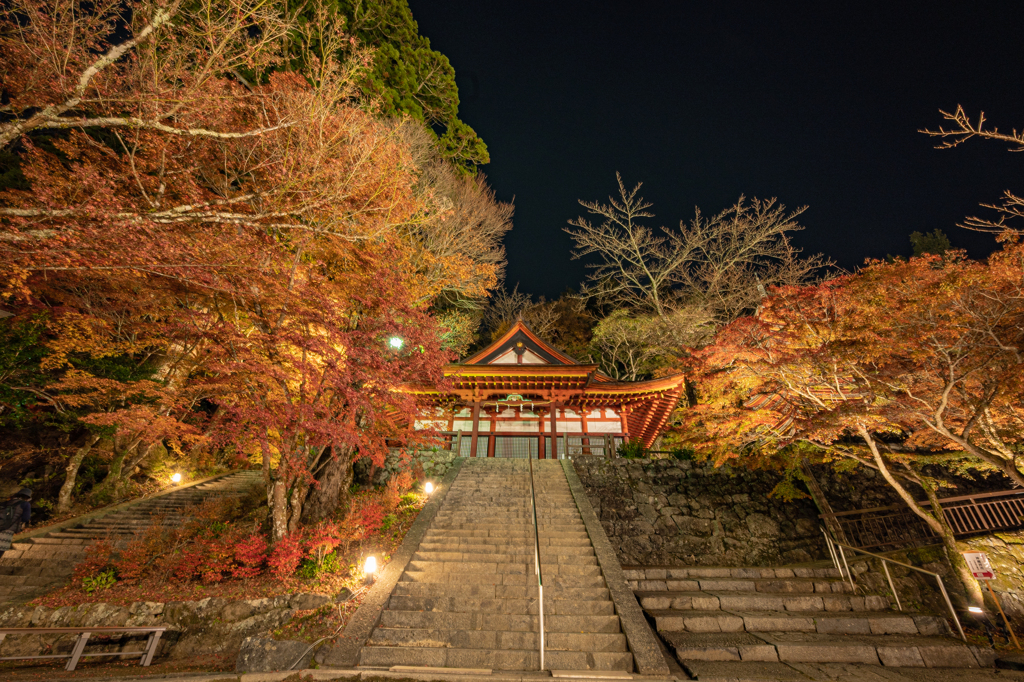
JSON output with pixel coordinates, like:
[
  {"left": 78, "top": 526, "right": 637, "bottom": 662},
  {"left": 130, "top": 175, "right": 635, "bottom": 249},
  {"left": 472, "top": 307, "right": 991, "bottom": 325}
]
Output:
[{"left": 0, "top": 626, "right": 166, "bottom": 671}]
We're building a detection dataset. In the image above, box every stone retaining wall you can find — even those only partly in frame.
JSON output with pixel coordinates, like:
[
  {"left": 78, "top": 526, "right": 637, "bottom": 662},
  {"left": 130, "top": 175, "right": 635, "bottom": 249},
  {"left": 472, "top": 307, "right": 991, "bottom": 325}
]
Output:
[
  {"left": 365, "top": 449, "right": 459, "bottom": 487},
  {"left": 0, "top": 592, "right": 336, "bottom": 662},
  {"left": 572, "top": 457, "right": 826, "bottom": 566}
]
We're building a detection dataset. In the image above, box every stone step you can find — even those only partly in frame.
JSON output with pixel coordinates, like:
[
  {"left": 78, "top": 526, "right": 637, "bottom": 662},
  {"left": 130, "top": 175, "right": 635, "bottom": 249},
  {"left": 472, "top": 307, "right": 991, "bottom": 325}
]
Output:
[
  {"left": 424, "top": 529, "right": 589, "bottom": 540},
  {"left": 430, "top": 523, "right": 586, "bottom": 531},
  {"left": 418, "top": 536, "right": 593, "bottom": 548},
  {"left": 387, "top": 595, "right": 616, "bottom": 616},
  {"left": 379, "top": 610, "right": 621, "bottom": 633},
  {"left": 367, "top": 627, "right": 627, "bottom": 652},
  {"left": 650, "top": 609, "right": 949, "bottom": 636},
  {"left": 407, "top": 560, "right": 602, "bottom": 577},
  {"left": 412, "top": 551, "right": 596, "bottom": 565},
  {"left": 637, "top": 591, "right": 890, "bottom": 613},
  {"left": 23, "top": 536, "right": 91, "bottom": 545},
  {"left": 392, "top": 581, "right": 611, "bottom": 601},
  {"left": 624, "top": 566, "right": 844, "bottom": 580},
  {"left": 633, "top": 577, "right": 855, "bottom": 594},
  {"left": 662, "top": 631, "right": 988, "bottom": 668},
  {"left": 358, "top": 645, "right": 633, "bottom": 671},
  {"left": 0, "top": 574, "right": 58, "bottom": 587},
  {"left": 400, "top": 571, "right": 606, "bottom": 588}
]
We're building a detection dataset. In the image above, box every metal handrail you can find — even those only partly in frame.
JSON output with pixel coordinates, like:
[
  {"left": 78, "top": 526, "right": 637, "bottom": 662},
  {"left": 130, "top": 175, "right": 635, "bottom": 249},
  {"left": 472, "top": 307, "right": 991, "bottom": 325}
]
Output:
[
  {"left": 826, "top": 488, "right": 1024, "bottom": 517},
  {"left": 527, "top": 457, "right": 545, "bottom": 670},
  {"left": 821, "top": 527, "right": 966, "bottom": 641}
]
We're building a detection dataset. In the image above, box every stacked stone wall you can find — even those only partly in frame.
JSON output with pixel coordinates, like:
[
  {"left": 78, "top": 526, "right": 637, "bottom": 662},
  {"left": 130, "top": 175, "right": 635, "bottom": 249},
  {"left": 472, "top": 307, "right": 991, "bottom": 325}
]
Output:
[{"left": 572, "top": 457, "right": 826, "bottom": 566}]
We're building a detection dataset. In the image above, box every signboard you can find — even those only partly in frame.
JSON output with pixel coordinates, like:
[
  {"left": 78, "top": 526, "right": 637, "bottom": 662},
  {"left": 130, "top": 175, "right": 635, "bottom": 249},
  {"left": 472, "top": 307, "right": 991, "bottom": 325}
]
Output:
[{"left": 963, "top": 551, "right": 995, "bottom": 580}]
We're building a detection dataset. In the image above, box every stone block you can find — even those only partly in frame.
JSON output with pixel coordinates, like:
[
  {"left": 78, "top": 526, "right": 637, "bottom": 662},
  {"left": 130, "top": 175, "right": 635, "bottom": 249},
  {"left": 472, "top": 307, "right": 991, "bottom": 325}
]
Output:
[
  {"left": 666, "top": 579, "right": 700, "bottom": 591},
  {"left": 775, "top": 643, "right": 879, "bottom": 664},
  {"left": 878, "top": 646, "right": 926, "bottom": 667},
  {"left": 738, "top": 644, "right": 779, "bottom": 662},
  {"left": 236, "top": 636, "right": 313, "bottom": 672},
  {"left": 918, "top": 645, "right": 980, "bottom": 668}
]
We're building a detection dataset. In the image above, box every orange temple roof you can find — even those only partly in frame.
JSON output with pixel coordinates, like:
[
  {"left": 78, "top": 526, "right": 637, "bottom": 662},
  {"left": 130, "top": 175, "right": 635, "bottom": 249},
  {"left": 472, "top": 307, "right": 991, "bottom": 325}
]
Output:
[{"left": 406, "top": 321, "right": 685, "bottom": 447}]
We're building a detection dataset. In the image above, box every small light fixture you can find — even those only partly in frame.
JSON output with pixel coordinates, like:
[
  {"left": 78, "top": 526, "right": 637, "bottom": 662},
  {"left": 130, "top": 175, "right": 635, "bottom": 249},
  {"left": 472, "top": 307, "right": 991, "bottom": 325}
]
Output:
[
  {"left": 968, "top": 606, "right": 984, "bottom": 614},
  {"left": 171, "top": 473, "right": 182, "bottom": 484},
  {"left": 424, "top": 481, "right": 434, "bottom": 495},
  {"left": 364, "top": 556, "right": 377, "bottom": 585},
  {"left": 388, "top": 336, "right": 404, "bottom": 350}
]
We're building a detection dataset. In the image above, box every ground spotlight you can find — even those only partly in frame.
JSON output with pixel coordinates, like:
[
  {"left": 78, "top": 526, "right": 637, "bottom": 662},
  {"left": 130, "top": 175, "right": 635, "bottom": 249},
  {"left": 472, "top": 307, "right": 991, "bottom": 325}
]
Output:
[
  {"left": 364, "top": 556, "right": 377, "bottom": 585},
  {"left": 171, "top": 473, "right": 182, "bottom": 484},
  {"left": 424, "top": 481, "right": 434, "bottom": 495},
  {"left": 968, "top": 606, "right": 984, "bottom": 614}
]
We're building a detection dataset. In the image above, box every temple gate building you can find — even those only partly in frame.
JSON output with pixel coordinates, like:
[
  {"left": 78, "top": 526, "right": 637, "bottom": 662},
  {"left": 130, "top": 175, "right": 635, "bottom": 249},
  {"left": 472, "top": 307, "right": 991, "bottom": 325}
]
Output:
[{"left": 405, "top": 321, "right": 686, "bottom": 458}]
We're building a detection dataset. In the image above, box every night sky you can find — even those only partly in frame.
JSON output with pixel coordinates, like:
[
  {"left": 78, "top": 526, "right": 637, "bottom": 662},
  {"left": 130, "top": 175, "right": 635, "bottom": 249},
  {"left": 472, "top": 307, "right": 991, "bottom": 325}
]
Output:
[{"left": 407, "top": 1, "right": 1024, "bottom": 299}]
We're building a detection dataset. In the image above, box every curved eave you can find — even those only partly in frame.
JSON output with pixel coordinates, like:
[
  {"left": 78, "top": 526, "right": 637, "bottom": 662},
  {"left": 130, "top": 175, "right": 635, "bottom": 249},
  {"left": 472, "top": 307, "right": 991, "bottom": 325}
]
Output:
[{"left": 445, "top": 364, "right": 599, "bottom": 377}]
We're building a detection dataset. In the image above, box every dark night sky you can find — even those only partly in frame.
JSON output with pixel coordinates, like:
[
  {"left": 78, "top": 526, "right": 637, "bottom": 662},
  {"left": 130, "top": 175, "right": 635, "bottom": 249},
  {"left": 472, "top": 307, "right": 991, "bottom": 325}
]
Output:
[{"left": 407, "top": 1, "right": 1024, "bottom": 299}]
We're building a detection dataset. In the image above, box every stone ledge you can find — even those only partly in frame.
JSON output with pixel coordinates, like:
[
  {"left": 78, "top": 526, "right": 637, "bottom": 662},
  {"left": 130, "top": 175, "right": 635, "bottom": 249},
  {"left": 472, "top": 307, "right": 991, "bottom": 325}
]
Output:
[{"left": 561, "top": 459, "right": 669, "bottom": 677}]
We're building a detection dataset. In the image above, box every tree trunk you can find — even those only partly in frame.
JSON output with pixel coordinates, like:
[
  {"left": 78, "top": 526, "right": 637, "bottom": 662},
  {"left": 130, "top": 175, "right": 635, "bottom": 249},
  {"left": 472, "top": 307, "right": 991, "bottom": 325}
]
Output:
[
  {"left": 91, "top": 435, "right": 140, "bottom": 501},
  {"left": 921, "top": 481, "right": 984, "bottom": 608},
  {"left": 857, "top": 425, "right": 983, "bottom": 608},
  {"left": 57, "top": 434, "right": 100, "bottom": 514},
  {"left": 301, "top": 446, "right": 355, "bottom": 524},
  {"left": 270, "top": 478, "right": 289, "bottom": 541}
]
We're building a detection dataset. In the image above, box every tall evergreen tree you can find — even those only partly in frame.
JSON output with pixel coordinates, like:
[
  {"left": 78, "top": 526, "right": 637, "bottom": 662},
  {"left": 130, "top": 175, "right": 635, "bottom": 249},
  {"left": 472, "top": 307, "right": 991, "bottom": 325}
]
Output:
[{"left": 317, "top": 0, "right": 489, "bottom": 174}]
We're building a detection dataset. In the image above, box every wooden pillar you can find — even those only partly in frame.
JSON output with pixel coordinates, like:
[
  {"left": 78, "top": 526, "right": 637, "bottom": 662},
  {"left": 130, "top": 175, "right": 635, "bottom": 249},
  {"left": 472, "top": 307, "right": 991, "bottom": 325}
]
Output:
[
  {"left": 469, "top": 402, "right": 481, "bottom": 457},
  {"left": 536, "top": 407, "right": 548, "bottom": 458},
  {"left": 484, "top": 406, "right": 497, "bottom": 457},
  {"left": 619, "top": 404, "right": 631, "bottom": 439},
  {"left": 550, "top": 403, "right": 559, "bottom": 459},
  {"left": 580, "top": 406, "right": 590, "bottom": 455}
]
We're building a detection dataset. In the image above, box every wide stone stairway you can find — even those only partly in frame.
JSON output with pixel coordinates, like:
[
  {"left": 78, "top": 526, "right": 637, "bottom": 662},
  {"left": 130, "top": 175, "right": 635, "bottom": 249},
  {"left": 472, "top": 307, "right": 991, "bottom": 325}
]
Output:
[
  {"left": 628, "top": 565, "right": 1003, "bottom": 680},
  {"left": 0, "top": 470, "right": 262, "bottom": 605},
  {"left": 358, "top": 458, "right": 635, "bottom": 671}
]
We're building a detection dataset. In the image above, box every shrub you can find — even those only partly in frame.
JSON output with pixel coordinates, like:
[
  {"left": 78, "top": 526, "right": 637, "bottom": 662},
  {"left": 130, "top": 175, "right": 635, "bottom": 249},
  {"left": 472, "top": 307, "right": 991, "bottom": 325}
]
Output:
[
  {"left": 198, "top": 535, "right": 237, "bottom": 583},
  {"left": 305, "top": 520, "right": 342, "bottom": 572},
  {"left": 268, "top": 531, "right": 304, "bottom": 580},
  {"left": 298, "top": 550, "right": 339, "bottom": 579},
  {"left": 232, "top": 532, "right": 268, "bottom": 579},
  {"left": 617, "top": 439, "right": 648, "bottom": 459},
  {"left": 82, "top": 569, "right": 116, "bottom": 594},
  {"left": 356, "top": 502, "right": 385, "bottom": 537},
  {"left": 73, "top": 540, "right": 115, "bottom": 582},
  {"left": 112, "top": 523, "right": 167, "bottom": 584},
  {"left": 381, "top": 514, "right": 397, "bottom": 532},
  {"left": 383, "top": 477, "right": 402, "bottom": 512},
  {"left": 670, "top": 446, "right": 696, "bottom": 461}
]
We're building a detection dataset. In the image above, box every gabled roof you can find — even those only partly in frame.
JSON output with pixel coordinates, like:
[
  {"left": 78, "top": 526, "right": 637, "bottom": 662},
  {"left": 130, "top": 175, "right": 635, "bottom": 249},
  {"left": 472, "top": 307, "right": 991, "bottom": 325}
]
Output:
[
  {"left": 461, "top": 320, "right": 581, "bottom": 366},
  {"left": 403, "top": 320, "right": 688, "bottom": 447}
]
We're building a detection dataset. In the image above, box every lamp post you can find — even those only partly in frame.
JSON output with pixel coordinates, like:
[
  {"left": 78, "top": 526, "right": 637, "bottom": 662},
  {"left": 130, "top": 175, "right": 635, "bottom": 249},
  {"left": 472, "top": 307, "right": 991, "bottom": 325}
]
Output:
[{"left": 363, "top": 556, "right": 377, "bottom": 585}]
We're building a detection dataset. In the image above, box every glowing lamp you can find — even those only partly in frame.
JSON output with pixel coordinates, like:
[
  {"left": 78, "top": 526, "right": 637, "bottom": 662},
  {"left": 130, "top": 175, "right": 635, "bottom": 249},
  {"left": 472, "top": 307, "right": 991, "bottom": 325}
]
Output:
[
  {"left": 968, "top": 606, "right": 984, "bottom": 614},
  {"left": 364, "top": 556, "right": 377, "bottom": 585},
  {"left": 171, "top": 473, "right": 182, "bottom": 484},
  {"left": 424, "top": 481, "right": 434, "bottom": 495},
  {"left": 388, "top": 336, "right": 404, "bottom": 350}
]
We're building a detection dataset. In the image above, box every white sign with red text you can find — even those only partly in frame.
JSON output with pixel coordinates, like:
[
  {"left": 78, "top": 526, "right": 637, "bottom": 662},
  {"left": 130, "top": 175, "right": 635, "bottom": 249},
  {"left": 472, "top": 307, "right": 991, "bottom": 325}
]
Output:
[{"left": 963, "top": 551, "right": 995, "bottom": 580}]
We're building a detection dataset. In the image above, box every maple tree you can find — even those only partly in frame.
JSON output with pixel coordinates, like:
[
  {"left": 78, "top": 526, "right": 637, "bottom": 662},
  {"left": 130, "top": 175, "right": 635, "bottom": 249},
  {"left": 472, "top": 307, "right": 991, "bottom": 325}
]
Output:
[
  {"left": 0, "top": 0, "right": 500, "bottom": 536},
  {"left": 681, "top": 243, "right": 1024, "bottom": 605}
]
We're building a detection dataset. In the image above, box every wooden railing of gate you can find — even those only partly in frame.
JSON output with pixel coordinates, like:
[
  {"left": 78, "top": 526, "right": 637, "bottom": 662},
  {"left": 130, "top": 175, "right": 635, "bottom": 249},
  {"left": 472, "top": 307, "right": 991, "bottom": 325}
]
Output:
[
  {"left": 824, "top": 489, "right": 1024, "bottom": 550},
  {"left": 419, "top": 432, "right": 622, "bottom": 458}
]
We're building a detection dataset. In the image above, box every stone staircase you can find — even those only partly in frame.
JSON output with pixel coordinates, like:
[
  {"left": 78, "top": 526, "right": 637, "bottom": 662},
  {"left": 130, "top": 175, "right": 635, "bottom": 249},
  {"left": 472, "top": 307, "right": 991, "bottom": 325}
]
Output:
[
  {"left": 0, "top": 470, "right": 263, "bottom": 604},
  {"left": 358, "top": 458, "right": 635, "bottom": 672},
  {"left": 627, "top": 565, "right": 999, "bottom": 679}
]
